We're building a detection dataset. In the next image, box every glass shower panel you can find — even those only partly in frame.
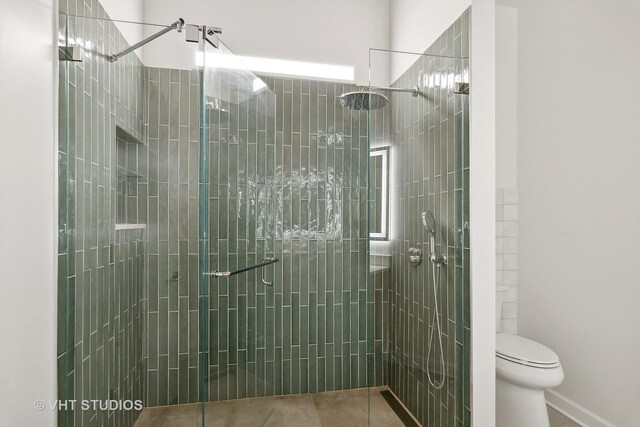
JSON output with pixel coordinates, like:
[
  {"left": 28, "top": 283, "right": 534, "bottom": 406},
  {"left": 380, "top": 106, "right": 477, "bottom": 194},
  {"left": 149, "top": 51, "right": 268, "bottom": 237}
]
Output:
[
  {"left": 200, "top": 39, "right": 278, "bottom": 424},
  {"left": 57, "top": 12, "right": 157, "bottom": 427},
  {"left": 368, "top": 46, "right": 470, "bottom": 427},
  {"left": 57, "top": 11, "right": 73, "bottom": 427},
  {"left": 57, "top": 9, "right": 206, "bottom": 426}
]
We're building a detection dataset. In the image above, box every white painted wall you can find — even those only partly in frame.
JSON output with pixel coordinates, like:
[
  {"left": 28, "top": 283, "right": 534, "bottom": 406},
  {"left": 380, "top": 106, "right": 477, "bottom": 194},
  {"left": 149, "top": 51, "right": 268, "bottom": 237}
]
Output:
[
  {"left": 495, "top": 4, "right": 519, "bottom": 335},
  {"left": 100, "top": 0, "right": 145, "bottom": 47},
  {"left": 514, "top": 0, "right": 640, "bottom": 425},
  {"left": 389, "top": 0, "right": 471, "bottom": 81},
  {"left": 0, "top": 0, "right": 57, "bottom": 425},
  {"left": 142, "top": 0, "right": 391, "bottom": 85},
  {"left": 99, "top": 1, "right": 481, "bottom": 87},
  {"left": 469, "top": 1, "right": 496, "bottom": 426},
  {"left": 495, "top": 5, "right": 517, "bottom": 190}
]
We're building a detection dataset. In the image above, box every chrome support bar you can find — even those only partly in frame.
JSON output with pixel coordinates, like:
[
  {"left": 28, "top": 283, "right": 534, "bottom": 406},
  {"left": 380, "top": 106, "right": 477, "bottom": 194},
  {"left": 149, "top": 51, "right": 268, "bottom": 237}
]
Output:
[
  {"left": 109, "top": 18, "right": 185, "bottom": 62},
  {"left": 207, "top": 257, "right": 279, "bottom": 285}
]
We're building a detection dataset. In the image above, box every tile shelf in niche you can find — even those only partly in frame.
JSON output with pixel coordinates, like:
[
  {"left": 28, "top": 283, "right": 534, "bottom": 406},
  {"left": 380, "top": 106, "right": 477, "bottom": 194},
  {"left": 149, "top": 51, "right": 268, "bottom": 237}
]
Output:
[
  {"left": 115, "top": 124, "right": 144, "bottom": 145},
  {"left": 115, "top": 223, "right": 147, "bottom": 231},
  {"left": 115, "top": 165, "right": 144, "bottom": 178},
  {"left": 370, "top": 265, "right": 391, "bottom": 274}
]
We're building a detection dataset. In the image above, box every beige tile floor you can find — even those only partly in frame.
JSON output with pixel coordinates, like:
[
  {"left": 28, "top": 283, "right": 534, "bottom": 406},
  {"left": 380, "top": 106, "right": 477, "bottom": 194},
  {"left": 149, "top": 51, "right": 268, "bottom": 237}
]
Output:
[
  {"left": 549, "top": 407, "right": 581, "bottom": 427},
  {"left": 134, "top": 387, "right": 405, "bottom": 427},
  {"left": 134, "top": 388, "right": 580, "bottom": 427}
]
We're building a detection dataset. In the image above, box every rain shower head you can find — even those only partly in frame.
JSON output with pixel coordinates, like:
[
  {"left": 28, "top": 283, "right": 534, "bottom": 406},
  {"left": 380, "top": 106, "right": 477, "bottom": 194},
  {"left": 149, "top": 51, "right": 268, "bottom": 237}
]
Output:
[
  {"left": 422, "top": 211, "right": 436, "bottom": 236},
  {"left": 338, "top": 90, "right": 389, "bottom": 111},
  {"left": 338, "top": 85, "right": 421, "bottom": 111}
]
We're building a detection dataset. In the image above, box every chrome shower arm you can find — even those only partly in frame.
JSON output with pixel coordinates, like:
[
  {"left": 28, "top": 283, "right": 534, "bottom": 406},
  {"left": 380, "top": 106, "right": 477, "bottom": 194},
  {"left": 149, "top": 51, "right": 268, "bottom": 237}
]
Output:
[{"left": 373, "top": 85, "right": 420, "bottom": 97}]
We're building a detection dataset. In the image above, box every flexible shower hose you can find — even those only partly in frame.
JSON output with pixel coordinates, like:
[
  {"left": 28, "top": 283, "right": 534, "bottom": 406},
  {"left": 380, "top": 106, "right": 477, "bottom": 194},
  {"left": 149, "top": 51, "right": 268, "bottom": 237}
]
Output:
[{"left": 426, "top": 262, "right": 446, "bottom": 390}]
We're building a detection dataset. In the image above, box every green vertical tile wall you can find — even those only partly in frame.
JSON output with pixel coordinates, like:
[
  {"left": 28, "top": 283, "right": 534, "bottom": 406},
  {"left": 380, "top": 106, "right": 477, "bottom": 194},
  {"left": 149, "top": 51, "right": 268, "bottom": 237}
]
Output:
[
  {"left": 143, "top": 69, "right": 382, "bottom": 404},
  {"left": 202, "top": 74, "right": 377, "bottom": 399},
  {"left": 143, "top": 67, "right": 202, "bottom": 406}
]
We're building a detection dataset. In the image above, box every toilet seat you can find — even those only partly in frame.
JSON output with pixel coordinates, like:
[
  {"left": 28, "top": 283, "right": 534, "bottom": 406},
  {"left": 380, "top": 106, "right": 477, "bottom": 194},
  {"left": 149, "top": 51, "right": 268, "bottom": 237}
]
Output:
[{"left": 496, "top": 333, "right": 560, "bottom": 369}]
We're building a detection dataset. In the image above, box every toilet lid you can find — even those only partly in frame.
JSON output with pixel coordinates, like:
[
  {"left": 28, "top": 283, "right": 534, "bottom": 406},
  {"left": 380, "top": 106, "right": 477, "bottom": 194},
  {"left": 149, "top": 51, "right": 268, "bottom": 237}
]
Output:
[{"left": 496, "top": 333, "right": 560, "bottom": 368}]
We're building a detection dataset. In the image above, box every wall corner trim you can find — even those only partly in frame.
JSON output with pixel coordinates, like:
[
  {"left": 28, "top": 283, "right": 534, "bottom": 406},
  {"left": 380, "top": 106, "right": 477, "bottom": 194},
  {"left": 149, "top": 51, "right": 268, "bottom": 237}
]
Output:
[{"left": 470, "top": 0, "right": 496, "bottom": 426}]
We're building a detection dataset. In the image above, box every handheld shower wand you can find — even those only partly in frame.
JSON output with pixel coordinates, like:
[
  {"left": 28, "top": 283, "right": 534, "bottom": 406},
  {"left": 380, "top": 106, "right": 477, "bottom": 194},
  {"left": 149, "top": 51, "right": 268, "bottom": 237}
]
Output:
[
  {"left": 422, "top": 211, "right": 437, "bottom": 253},
  {"left": 422, "top": 211, "right": 448, "bottom": 265},
  {"left": 422, "top": 210, "right": 447, "bottom": 389}
]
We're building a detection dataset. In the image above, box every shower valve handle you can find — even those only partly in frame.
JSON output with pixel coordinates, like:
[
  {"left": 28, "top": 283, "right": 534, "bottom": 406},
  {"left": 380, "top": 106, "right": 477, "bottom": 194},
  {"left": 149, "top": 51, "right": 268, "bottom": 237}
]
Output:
[{"left": 429, "top": 253, "right": 448, "bottom": 266}]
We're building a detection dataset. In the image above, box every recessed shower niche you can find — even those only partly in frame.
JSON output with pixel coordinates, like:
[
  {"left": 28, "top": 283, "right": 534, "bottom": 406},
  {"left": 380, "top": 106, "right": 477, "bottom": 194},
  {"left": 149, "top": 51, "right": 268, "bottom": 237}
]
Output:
[{"left": 115, "top": 125, "right": 145, "bottom": 228}]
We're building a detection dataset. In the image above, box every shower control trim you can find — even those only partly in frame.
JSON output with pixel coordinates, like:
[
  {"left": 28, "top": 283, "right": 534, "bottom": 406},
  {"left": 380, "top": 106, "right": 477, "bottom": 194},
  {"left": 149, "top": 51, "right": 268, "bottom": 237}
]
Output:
[
  {"left": 408, "top": 243, "right": 423, "bottom": 266},
  {"left": 429, "top": 253, "right": 448, "bottom": 266}
]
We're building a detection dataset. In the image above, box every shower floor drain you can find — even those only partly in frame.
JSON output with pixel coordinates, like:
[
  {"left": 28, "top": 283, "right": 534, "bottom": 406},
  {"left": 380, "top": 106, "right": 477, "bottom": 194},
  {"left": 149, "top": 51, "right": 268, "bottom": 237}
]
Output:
[{"left": 380, "top": 389, "right": 420, "bottom": 427}]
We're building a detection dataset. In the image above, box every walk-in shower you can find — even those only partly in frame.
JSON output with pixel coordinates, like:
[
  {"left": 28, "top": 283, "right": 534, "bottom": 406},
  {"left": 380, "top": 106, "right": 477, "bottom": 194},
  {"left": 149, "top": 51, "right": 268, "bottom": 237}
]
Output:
[{"left": 57, "top": 3, "right": 470, "bottom": 426}]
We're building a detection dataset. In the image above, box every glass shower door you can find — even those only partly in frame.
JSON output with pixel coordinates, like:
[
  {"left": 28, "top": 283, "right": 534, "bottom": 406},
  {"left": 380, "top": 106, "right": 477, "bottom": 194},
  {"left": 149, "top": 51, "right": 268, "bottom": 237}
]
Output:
[{"left": 199, "top": 34, "right": 278, "bottom": 425}]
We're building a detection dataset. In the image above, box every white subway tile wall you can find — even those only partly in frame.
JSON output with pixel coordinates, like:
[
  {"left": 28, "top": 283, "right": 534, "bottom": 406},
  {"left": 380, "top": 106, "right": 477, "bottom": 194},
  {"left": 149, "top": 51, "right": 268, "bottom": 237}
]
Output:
[{"left": 496, "top": 188, "right": 518, "bottom": 334}]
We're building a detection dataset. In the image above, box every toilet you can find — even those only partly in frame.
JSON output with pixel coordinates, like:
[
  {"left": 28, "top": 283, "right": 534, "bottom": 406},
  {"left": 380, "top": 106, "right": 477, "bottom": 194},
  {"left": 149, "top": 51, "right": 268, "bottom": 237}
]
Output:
[{"left": 495, "top": 288, "right": 564, "bottom": 427}]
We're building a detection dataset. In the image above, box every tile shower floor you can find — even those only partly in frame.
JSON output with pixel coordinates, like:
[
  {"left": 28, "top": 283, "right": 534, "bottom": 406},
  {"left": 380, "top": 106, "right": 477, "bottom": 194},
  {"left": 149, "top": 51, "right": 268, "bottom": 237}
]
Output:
[
  {"left": 134, "top": 388, "right": 579, "bottom": 427},
  {"left": 134, "top": 387, "right": 406, "bottom": 427}
]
